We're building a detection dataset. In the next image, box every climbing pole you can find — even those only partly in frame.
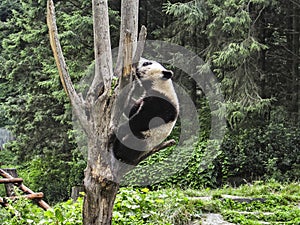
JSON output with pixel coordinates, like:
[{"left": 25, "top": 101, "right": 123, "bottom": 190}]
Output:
[{"left": 0, "top": 168, "right": 50, "bottom": 210}]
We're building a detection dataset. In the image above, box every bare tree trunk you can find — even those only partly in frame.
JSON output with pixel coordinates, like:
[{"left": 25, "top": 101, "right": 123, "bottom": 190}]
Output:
[
  {"left": 81, "top": 1, "right": 124, "bottom": 224},
  {"left": 83, "top": 136, "right": 119, "bottom": 225},
  {"left": 82, "top": 92, "right": 119, "bottom": 225},
  {"left": 83, "top": 176, "right": 119, "bottom": 225}
]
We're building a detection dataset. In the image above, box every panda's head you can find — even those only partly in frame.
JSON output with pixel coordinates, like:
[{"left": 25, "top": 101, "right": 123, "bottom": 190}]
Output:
[{"left": 136, "top": 58, "right": 173, "bottom": 83}]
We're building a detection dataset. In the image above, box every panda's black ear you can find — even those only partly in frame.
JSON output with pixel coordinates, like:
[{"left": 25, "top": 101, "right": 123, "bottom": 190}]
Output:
[{"left": 162, "top": 70, "right": 173, "bottom": 79}]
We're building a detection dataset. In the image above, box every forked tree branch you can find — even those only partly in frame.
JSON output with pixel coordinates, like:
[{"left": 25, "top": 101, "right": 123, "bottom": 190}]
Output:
[
  {"left": 47, "top": 0, "right": 80, "bottom": 104},
  {"left": 133, "top": 26, "right": 147, "bottom": 66},
  {"left": 118, "top": 26, "right": 147, "bottom": 90},
  {"left": 87, "top": 0, "right": 113, "bottom": 103},
  {"left": 47, "top": 0, "right": 90, "bottom": 135}
]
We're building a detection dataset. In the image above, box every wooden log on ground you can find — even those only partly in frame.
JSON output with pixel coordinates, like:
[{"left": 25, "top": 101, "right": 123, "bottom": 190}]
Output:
[
  {"left": 0, "top": 178, "right": 23, "bottom": 184},
  {"left": 0, "top": 169, "right": 51, "bottom": 210}
]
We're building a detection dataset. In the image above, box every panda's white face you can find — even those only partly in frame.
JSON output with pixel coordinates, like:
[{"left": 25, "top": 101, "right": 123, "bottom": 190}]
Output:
[
  {"left": 136, "top": 58, "right": 173, "bottom": 82},
  {"left": 136, "top": 58, "right": 179, "bottom": 107}
]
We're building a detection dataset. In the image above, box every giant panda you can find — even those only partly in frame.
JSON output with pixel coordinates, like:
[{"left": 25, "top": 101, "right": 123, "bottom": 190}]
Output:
[{"left": 113, "top": 58, "right": 179, "bottom": 165}]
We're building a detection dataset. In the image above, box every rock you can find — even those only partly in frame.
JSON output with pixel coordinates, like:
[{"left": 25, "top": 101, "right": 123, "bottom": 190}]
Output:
[
  {"left": 201, "top": 213, "right": 235, "bottom": 225},
  {"left": 221, "top": 195, "right": 266, "bottom": 203}
]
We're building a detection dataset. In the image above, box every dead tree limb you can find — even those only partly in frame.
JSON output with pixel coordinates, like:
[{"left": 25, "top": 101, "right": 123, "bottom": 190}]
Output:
[
  {"left": 119, "top": 31, "right": 133, "bottom": 89},
  {"left": 133, "top": 25, "right": 147, "bottom": 66},
  {"left": 87, "top": 0, "right": 113, "bottom": 103},
  {"left": 47, "top": 0, "right": 79, "bottom": 102},
  {"left": 47, "top": 0, "right": 91, "bottom": 135},
  {"left": 115, "top": 0, "right": 139, "bottom": 77}
]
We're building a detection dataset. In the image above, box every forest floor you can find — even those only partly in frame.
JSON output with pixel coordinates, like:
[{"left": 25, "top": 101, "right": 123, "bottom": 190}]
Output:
[
  {"left": 199, "top": 195, "right": 280, "bottom": 225},
  {"left": 189, "top": 181, "right": 300, "bottom": 225},
  {"left": 0, "top": 180, "right": 299, "bottom": 224}
]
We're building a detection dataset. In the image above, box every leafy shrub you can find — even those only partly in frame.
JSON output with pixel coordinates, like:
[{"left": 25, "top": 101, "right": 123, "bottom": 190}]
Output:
[
  {"left": 0, "top": 189, "right": 201, "bottom": 225},
  {"left": 0, "top": 198, "right": 45, "bottom": 225},
  {"left": 218, "top": 123, "right": 300, "bottom": 183},
  {"left": 0, "top": 197, "right": 83, "bottom": 225},
  {"left": 124, "top": 122, "right": 299, "bottom": 189},
  {"left": 0, "top": 182, "right": 299, "bottom": 224},
  {"left": 113, "top": 188, "right": 202, "bottom": 225}
]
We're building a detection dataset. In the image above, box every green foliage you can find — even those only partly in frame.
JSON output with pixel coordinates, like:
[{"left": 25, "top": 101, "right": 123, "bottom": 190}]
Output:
[
  {"left": 0, "top": 0, "right": 119, "bottom": 203},
  {"left": 157, "top": 0, "right": 300, "bottom": 189},
  {"left": 218, "top": 123, "right": 300, "bottom": 183},
  {"left": 124, "top": 121, "right": 299, "bottom": 189},
  {"left": 0, "top": 197, "right": 83, "bottom": 225},
  {"left": 1, "top": 182, "right": 299, "bottom": 224},
  {"left": 0, "top": 1, "right": 299, "bottom": 223},
  {"left": 0, "top": 198, "right": 45, "bottom": 225},
  {"left": 219, "top": 182, "right": 300, "bottom": 224},
  {"left": 0, "top": 0, "right": 82, "bottom": 203},
  {"left": 113, "top": 188, "right": 202, "bottom": 224},
  {"left": 41, "top": 198, "right": 83, "bottom": 225}
]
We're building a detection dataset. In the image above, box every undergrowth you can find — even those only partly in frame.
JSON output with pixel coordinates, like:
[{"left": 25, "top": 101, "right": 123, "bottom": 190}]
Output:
[{"left": 0, "top": 181, "right": 299, "bottom": 224}]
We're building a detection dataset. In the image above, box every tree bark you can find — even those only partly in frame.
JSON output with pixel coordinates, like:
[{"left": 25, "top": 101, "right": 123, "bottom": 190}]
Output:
[
  {"left": 115, "top": 0, "right": 139, "bottom": 77},
  {"left": 83, "top": 183, "right": 119, "bottom": 225},
  {"left": 83, "top": 151, "right": 119, "bottom": 225},
  {"left": 88, "top": 0, "right": 113, "bottom": 100},
  {"left": 82, "top": 93, "right": 119, "bottom": 225}
]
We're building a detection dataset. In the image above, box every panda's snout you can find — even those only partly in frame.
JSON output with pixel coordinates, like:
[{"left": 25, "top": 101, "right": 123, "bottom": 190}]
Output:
[{"left": 162, "top": 70, "right": 173, "bottom": 79}]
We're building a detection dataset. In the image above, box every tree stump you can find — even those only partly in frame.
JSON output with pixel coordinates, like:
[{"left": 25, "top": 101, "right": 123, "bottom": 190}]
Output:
[{"left": 71, "top": 185, "right": 85, "bottom": 201}]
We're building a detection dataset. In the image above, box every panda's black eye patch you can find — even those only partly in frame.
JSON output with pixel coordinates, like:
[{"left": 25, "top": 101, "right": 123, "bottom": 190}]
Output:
[
  {"left": 162, "top": 70, "right": 173, "bottom": 79},
  {"left": 142, "top": 62, "right": 152, "bottom": 67}
]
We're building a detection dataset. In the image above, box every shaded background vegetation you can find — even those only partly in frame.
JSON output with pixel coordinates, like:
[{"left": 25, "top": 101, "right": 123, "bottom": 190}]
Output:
[{"left": 0, "top": 0, "right": 299, "bottom": 203}]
